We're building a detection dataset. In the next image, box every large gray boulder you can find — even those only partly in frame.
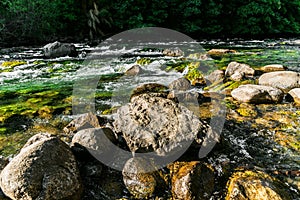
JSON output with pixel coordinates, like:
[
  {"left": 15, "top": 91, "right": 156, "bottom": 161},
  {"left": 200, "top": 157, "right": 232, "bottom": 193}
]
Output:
[
  {"left": 231, "top": 84, "right": 284, "bottom": 103},
  {"left": 43, "top": 41, "right": 77, "bottom": 58},
  {"left": 113, "top": 93, "right": 211, "bottom": 156},
  {"left": 258, "top": 71, "right": 300, "bottom": 93},
  {"left": 0, "top": 133, "right": 82, "bottom": 200},
  {"left": 225, "top": 62, "right": 255, "bottom": 81}
]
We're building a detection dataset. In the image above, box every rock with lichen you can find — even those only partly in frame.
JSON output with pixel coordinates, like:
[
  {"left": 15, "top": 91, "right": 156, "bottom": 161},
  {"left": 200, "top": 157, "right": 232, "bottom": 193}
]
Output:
[
  {"left": 225, "top": 170, "right": 292, "bottom": 200},
  {"left": 170, "top": 161, "right": 215, "bottom": 200}
]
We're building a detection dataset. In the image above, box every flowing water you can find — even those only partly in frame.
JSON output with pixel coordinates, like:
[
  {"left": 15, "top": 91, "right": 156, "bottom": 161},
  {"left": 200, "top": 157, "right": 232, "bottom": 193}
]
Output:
[{"left": 0, "top": 38, "right": 300, "bottom": 198}]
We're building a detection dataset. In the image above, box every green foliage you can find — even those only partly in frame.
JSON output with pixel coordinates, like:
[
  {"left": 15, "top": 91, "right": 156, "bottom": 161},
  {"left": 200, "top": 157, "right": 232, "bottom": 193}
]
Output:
[
  {"left": 0, "top": 0, "right": 84, "bottom": 45},
  {"left": 1, "top": 0, "right": 300, "bottom": 46}
]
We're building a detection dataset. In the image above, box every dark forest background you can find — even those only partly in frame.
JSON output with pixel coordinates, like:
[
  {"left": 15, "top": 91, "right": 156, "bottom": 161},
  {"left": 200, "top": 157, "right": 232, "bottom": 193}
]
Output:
[{"left": 1, "top": 0, "right": 300, "bottom": 46}]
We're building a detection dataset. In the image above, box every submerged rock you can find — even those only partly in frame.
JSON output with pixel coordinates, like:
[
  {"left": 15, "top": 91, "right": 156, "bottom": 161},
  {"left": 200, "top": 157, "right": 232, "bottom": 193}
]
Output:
[
  {"left": 170, "top": 161, "right": 215, "bottom": 200},
  {"left": 130, "top": 83, "right": 168, "bottom": 99},
  {"left": 259, "top": 71, "right": 300, "bottom": 93},
  {"left": 260, "top": 64, "right": 285, "bottom": 72},
  {"left": 114, "top": 93, "right": 210, "bottom": 156},
  {"left": 231, "top": 84, "right": 284, "bottom": 103},
  {"left": 0, "top": 133, "right": 82, "bottom": 200},
  {"left": 287, "top": 88, "right": 300, "bottom": 104},
  {"left": 43, "top": 41, "right": 77, "bottom": 58},
  {"left": 207, "top": 49, "right": 236, "bottom": 58},
  {"left": 163, "top": 47, "right": 184, "bottom": 57},
  {"left": 125, "top": 65, "right": 144, "bottom": 76},
  {"left": 225, "top": 62, "right": 255, "bottom": 81},
  {"left": 168, "top": 77, "right": 191, "bottom": 91},
  {"left": 226, "top": 170, "right": 292, "bottom": 200}
]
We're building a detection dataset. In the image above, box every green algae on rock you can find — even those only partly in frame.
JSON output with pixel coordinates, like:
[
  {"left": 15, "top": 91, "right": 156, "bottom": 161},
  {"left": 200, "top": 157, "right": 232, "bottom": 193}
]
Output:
[{"left": 226, "top": 170, "right": 293, "bottom": 200}]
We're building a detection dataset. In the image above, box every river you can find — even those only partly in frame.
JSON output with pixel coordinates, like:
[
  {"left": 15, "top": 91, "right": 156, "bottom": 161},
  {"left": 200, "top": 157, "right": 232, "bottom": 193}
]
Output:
[{"left": 0, "top": 38, "right": 299, "bottom": 199}]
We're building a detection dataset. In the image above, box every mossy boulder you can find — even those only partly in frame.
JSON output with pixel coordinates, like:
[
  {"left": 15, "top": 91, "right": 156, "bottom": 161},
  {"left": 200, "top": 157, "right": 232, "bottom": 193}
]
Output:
[
  {"left": 226, "top": 170, "right": 292, "bottom": 200},
  {"left": 184, "top": 62, "right": 206, "bottom": 86},
  {"left": 170, "top": 161, "right": 215, "bottom": 200}
]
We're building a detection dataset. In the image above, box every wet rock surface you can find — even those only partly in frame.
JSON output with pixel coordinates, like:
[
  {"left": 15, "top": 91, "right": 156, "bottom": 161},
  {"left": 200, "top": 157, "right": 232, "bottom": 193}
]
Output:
[
  {"left": 170, "top": 161, "right": 215, "bottom": 200},
  {"left": 259, "top": 71, "right": 300, "bottom": 92},
  {"left": 226, "top": 170, "right": 293, "bottom": 200},
  {"left": 163, "top": 47, "right": 184, "bottom": 57},
  {"left": 207, "top": 49, "right": 236, "bottom": 58},
  {"left": 122, "top": 157, "right": 164, "bottom": 199},
  {"left": 231, "top": 84, "right": 284, "bottom": 103},
  {"left": 125, "top": 65, "right": 144, "bottom": 76},
  {"left": 0, "top": 133, "right": 82, "bottom": 200},
  {"left": 71, "top": 128, "right": 117, "bottom": 158},
  {"left": 43, "top": 41, "right": 77, "bottom": 58}
]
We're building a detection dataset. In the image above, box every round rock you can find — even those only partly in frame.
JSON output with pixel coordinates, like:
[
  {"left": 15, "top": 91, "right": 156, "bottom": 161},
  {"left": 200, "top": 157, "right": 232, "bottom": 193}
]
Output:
[
  {"left": 122, "top": 157, "right": 158, "bottom": 199},
  {"left": 0, "top": 133, "right": 82, "bottom": 200}
]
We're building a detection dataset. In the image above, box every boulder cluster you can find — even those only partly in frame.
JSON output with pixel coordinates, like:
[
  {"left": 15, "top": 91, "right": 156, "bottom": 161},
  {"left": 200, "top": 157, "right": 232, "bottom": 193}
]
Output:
[{"left": 0, "top": 48, "right": 298, "bottom": 199}]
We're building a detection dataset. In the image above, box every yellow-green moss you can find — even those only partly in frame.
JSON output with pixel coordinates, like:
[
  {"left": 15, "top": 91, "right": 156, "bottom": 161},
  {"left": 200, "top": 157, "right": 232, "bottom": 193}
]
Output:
[
  {"left": 236, "top": 103, "right": 258, "bottom": 117},
  {"left": 102, "top": 106, "right": 119, "bottom": 115},
  {"left": 184, "top": 62, "right": 206, "bottom": 85},
  {"left": 136, "top": 58, "right": 152, "bottom": 65},
  {"left": 1, "top": 60, "right": 26, "bottom": 68}
]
